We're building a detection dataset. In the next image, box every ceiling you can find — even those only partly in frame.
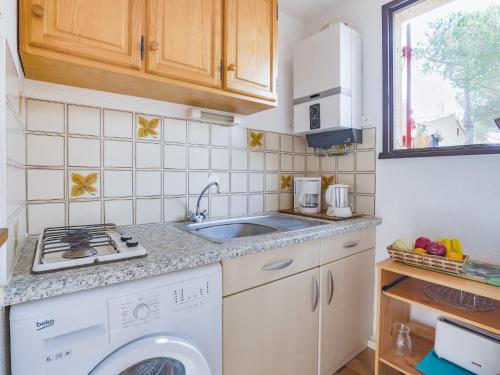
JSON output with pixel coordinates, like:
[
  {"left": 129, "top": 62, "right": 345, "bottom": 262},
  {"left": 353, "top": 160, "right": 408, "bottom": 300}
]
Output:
[{"left": 279, "top": 0, "right": 345, "bottom": 24}]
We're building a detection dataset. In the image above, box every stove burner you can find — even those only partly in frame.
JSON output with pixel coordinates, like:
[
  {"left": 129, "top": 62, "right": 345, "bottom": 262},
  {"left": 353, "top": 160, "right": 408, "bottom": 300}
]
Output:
[{"left": 62, "top": 247, "right": 98, "bottom": 259}]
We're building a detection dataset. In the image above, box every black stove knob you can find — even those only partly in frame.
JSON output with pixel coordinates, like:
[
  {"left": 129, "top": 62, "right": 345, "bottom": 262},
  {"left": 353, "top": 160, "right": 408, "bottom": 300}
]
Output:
[
  {"left": 126, "top": 239, "right": 139, "bottom": 247},
  {"left": 121, "top": 235, "right": 132, "bottom": 242}
]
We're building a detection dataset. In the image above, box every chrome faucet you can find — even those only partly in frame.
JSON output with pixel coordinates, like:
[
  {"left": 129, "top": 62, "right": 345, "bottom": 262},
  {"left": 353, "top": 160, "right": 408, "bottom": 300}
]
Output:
[{"left": 187, "top": 181, "right": 220, "bottom": 222}]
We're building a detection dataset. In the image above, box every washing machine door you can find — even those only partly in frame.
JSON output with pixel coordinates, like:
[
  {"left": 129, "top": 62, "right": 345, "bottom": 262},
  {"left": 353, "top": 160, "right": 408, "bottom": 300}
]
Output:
[{"left": 89, "top": 335, "right": 211, "bottom": 375}]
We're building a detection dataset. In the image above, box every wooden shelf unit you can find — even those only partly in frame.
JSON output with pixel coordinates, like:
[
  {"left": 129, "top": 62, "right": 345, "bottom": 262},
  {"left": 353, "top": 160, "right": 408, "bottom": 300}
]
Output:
[{"left": 375, "top": 259, "right": 500, "bottom": 375}]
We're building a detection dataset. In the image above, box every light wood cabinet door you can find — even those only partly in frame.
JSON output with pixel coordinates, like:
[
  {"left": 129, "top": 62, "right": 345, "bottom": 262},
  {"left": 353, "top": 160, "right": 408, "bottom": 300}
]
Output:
[
  {"left": 23, "top": 0, "right": 144, "bottom": 69},
  {"left": 223, "top": 268, "right": 320, "bottom": 375},
  {"left": 224, "top": 0, "right": 278, "bottom": 100},
  {"left": 319, "top": 248, "right": 375, "bottom": 375},
  {"left": 147, "top": 0, "right": 222, "bottom": 88}
]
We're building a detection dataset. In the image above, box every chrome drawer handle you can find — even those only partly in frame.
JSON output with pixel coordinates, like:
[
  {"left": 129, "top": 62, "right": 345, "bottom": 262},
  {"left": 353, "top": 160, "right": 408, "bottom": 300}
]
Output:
[
  {"left": 327, "top": 270, "right": 334, "bottom": 306},
  {"left": 343, "top": 240, "right": 360, "bottom": 248},
  {"left": 312, "top": 274, "right": 319, "bottom": 312},
  {"left": 261, "top": 258, "right": 294, "bottom": 271}
]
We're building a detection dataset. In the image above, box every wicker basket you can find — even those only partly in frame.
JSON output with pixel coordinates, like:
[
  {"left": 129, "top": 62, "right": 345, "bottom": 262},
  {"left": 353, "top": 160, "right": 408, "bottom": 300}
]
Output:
[{"left": 387, "top": 246, "right": 468, "bottom": 274}]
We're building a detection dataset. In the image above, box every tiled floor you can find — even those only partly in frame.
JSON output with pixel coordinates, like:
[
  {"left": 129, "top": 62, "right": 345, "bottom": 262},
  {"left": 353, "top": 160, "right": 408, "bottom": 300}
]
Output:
[{"left": 335, "top": 348, "right": 375, "bottom": 375}]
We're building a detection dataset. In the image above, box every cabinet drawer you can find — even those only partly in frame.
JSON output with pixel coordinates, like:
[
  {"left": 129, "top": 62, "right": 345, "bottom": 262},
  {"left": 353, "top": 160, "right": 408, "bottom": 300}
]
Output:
[
  {"left": 222, "top": 240, "right": 321, "bottom": 296},
  {"left": 321, "top": 227, "right": 375, "bottom": 264}
]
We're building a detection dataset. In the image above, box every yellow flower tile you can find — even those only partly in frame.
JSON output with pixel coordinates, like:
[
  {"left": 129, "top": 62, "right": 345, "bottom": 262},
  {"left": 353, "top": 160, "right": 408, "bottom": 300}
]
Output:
[
  {"left": 280, "top": 175, "right": 292, "bottom": 190},
  {"left": 321, "top": 175, "right": 335, "bottom": 190},
  {"left": 249, "top": 130, "right": 264, "bottom": 149},
  {"left": 69, "top": 171, "right": 100, "bottom": 198},
  {"left": 136, "top": 114, "right": 160, "bottom": 139}
]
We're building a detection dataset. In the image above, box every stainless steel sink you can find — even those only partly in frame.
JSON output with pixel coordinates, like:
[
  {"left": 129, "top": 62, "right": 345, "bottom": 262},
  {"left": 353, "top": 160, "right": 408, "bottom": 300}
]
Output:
[{"left": 177, "top": 214, "right": 328, "bottom": 243}]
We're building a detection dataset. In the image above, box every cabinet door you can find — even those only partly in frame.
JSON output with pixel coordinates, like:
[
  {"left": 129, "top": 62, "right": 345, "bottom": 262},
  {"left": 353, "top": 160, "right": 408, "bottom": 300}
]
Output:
[
  {"left": 319, "top": 249, "right": 375, "bottom": 375},
  {"left": 23, "top": 0, "right": 144, "bottom": 69},
  {"left": 147, "top": 0, "right": 222, "bottom": 88},
  {"left": 223, "top": 268, "right": 320, "bottom": 375},
  {"left": 224, "top": 0, "right": 277, "bottom": 100}
]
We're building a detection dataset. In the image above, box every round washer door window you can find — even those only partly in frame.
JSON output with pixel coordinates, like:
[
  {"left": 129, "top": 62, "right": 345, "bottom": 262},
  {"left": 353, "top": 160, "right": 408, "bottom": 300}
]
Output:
[{"left": 89, "top": 335, "right": 211, "bottom": 375}]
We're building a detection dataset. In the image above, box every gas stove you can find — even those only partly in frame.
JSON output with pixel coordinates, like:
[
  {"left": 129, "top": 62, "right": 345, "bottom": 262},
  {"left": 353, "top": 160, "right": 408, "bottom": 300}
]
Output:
[{"left": 32, "top": 224, "right": 147, "bottom": 274}]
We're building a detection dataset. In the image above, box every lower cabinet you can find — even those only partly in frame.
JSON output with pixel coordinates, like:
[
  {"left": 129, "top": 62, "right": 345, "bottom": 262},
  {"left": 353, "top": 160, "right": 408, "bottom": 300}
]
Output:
[
  {"left": 319, "top": 248, "right": 375, "bottom": 375},
  {"left": 223, "top": 268, "right": 320, "bottom": 375}
]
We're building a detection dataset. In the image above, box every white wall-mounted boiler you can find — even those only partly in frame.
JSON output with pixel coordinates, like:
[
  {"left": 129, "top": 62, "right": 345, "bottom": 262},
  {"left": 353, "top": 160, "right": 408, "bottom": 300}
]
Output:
[{"left": 293, "top": 23, "right": 361, "bottom": 136}]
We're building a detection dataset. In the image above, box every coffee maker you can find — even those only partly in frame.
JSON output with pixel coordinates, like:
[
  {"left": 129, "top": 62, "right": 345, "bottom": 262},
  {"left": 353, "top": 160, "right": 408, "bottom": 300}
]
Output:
[{"left": 294, "top": 177, "right": 321, "bottom": 214}]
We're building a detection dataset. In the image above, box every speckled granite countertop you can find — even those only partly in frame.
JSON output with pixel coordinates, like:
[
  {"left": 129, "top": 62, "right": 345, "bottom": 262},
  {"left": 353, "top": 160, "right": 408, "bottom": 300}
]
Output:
[{"left": 4, "top": 215, "right": 381, "bottom": 306}]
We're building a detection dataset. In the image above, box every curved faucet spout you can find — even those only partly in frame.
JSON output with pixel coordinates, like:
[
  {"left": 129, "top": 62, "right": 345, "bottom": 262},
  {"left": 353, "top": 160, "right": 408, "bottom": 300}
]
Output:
[{"left": 188, "top": 181, "right": 220, "bottom": 222}]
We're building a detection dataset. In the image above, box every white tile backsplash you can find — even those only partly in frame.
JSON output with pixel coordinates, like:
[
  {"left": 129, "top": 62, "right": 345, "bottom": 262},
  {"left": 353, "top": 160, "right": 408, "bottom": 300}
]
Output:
[
  {"left": 23, "top": 98, "right": 376, "bottom": 232},
  {"left": 28, "top": 202, "right": 65, "bottom": 233}
]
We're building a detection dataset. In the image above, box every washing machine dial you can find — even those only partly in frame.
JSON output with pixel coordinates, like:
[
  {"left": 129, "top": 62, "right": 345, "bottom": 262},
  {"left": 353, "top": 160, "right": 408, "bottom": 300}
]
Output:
[{"left": 133, "top": 303, "right": 150, "bottom": 320}]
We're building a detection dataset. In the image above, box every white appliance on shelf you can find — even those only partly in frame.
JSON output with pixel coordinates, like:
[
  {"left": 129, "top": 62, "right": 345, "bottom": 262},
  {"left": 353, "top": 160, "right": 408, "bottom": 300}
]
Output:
[
  {"left": 293, "top": 23, "right": 361, "bottom": 136},
  {"left": 434, "top": 317, "right": 500, "bottom": 374},
  {"left": 325, "top": 184, "right": 352, "bottom": 218},
  {"left": 294, "top": 177, "right": 322, "bottom": 214},
  {"left": 10, "top": 264, "right": 222, "bottom": 375}
]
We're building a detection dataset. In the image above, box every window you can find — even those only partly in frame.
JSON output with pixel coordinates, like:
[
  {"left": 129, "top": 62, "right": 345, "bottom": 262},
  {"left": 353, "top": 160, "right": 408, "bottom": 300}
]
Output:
[{"left": 381, "top": 0, "right": 500, "bottom": 158}]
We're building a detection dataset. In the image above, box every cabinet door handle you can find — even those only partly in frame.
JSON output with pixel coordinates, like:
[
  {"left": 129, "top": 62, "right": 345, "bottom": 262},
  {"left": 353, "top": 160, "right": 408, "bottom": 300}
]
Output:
[
  {"left": 327, "top": 270, "right": 334, "bottom": 306},
  {"left": 150, "top": 41, "right": 160, "bottom": 51},
  {"left": 343, "top": 240, "right": 360, "bottom": 248},
  {"left": 227, "top": 63, "right": 236, "bottom": 71},
  {"left": 261, "top": 258, "right": 293, "bottom": 271},
  {"left": 312, "top": 274, "right": 319, "bottom": 312},
  {"left": 32, "top": 4, "right": 45, "bottom": 17}
]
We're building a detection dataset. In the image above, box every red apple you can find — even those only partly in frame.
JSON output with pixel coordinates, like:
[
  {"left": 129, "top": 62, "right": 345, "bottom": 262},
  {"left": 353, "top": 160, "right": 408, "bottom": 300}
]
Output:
[
  {"left": 426, "top": 241, "right": 446, "bottom": 257},
  {"left": 415, "top": 236, "right": 431, "bottom": 249}
]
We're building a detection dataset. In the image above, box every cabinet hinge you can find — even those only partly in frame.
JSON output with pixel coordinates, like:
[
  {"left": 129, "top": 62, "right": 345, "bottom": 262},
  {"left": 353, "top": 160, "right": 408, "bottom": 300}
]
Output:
[
  {"left": 140, "top": 36, "right": 145, "bottom": 60},
  {"left": 220, "top": 59, "right": 223, "bottom": 81}
]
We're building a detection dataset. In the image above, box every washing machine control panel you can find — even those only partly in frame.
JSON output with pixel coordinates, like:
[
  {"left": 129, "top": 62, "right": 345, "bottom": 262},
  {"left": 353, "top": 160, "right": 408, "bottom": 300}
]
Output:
[{"left": 171, "top": 276, "right": 213, "bottom": 312}]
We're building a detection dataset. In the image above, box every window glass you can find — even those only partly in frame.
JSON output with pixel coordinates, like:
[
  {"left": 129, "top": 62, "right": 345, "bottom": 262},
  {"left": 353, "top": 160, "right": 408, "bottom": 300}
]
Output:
[
  {"left": 120, "top": 357, "right": 186, "bottom": 375},
  {"left": 392, "top": 0, "right": 500, "bottom": 150}
]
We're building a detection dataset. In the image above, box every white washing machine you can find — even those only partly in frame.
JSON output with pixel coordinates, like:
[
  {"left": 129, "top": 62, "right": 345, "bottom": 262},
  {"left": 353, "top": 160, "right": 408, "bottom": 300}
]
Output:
[{"left": 10, "top": 263, "right": 221, "bottom": 375}]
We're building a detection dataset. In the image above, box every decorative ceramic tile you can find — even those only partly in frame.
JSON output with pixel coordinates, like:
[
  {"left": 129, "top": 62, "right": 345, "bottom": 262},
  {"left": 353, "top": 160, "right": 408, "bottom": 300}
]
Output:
[
  {"left": 356, "top": 195, "right": 375, "bottom": 216},
  {"left": 321, "top": 175, "right": 335, "bottom": 190},
  {"left": 27, "top": 99, "right": 64, "bottom": 133},
  {"left": 69, "top": 170, "right": 101, "bottom": 198},
  {"left": 265, "top": 173, "right": 279, "bottom": 192},
  {"left": 231, "top": 172, "right": 248, "bottom": 193},
  {"left": 210, "top": 195, "right": 229, "bottom": 218},
  {"left": 104, "top": 140, "right": 133, "bottom": 168},
  {"left": 189, "top": 146, "right": 210, "bottom": 170},
  {"left": 249, "top": 151, "right": 264, "bottom": 171},
  {"left": 211, "top": 124, "right": 230, "bottom": 147},
  {"left": 188, "top": 121, "right": 209, "bottom": 145},
  {"left": 136, "top": 114, "right": 161, "bottom": 140},
  {"left": 280, "top": 154, "right": 293, "bottom": 171},
  {"left": 68, "top": 104, "right": 100, "bottom": 136},
  {"left": 103, "top": 170, "right": 132, "bottom": 198},
  {"left": 27, "top": 202, "right": 66, "bottom": 234},
  {"left": 293, "top": 155, "right": 306, "bottom": 172},
  {"left": 230, "top": 195, "right": 248, "bottom": 216},
  {"left": 136, "top": 170, "right": 162, "bottom": 196},
  {"left": 103, "top": 109, "right": 133, "bottom": 138},
  {"left": 211, "top": 148, "right": 230, "bottom": 170},
  {"left": 248, "top": 130, "right": 264, "bottom": 149},
  {"left": 164, "top": 171, "right": 187, "bottom": 196},
  {"left": 320, "top": 156, "right": 336, "bottom": 172},
  {"left": 69, "top": 200, "right": 102, "bottom": 226},
  {"left": 337, "top": 152, "right": 355, "bottom": 172},
  {"left": 189, "top": 172, "right": 209, "bottom": 194},
  {"left": 68, "top": 137, "right": 101, "bottom": 167},
  {"left": 26, "top": 134, "right": 65, "bottom": 166},
  {"left": 164, "top": 144, "right": 186, "bottom": 169},
  {"left": 210, "top": 173, "right": 230, "bottom": 194},
  {"left": 265, "top": 153, "right": 279, "bottom": 171},
  {"left": 136, "top": 198, "right": 162, "bottom": 224},
  {"left": 336, "top": 173, "right": 355, "bottom": 190},
  {"left": 231, "top": 149, "right": 248, "bottom": 170},
  {"left": 355, "top": 150, "right": 376, "bottom": 172},
  {"left": 279, "top": 192, "right": 293, "bottom": 210},
  {"left": 163, "top": 117, "right": 187, "bottom": 143},
  {"left": 164, "top": 197, "right": 187, "bottom": 222},
  {"left": 265, "top": 193, "right": 279, "bottom": 212},
  {"left": 248, "top": 173, "right": 264, "bottom": 192},
  {"left": 27, "top": 169, "right": 65, "bottom": 200},
  {"left": 136, "top": 142, "right": 162, "bottom": 169},
  {"left": 104, "top": 200, "right": 133, "bottom": 226},
  {"left": 280, "top": 134, "right": 293, "bottom": 152},
  {"left": 265, "top": 132, "right": 280, "bottom": 151},
  {"left": 306, "top": 155, "right": 320, "bottom": 172},
  {"left": 231, "top": 127, "right": 247, "bottom": 149},
  {"left": 293, "top": 136, "right": 307, "bottom": 153},
  {"left": 357, "top": 128, "right": 376, "bottom": 150},
  {"left": 280, "top": 175, "right": 292, "bottom": 191},
  {"left": 355, "top": 173, "right": 376, "bottom": 195},
  {"left": 248, "top": 194, "right": 264, "bottom": 214}
]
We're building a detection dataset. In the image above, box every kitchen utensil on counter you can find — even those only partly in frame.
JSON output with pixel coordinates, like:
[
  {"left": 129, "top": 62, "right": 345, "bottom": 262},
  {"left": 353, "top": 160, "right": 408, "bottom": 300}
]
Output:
[
  {"left": 325, "top": 184, "right": 352, "bottom": 217},
  {"left": 392, "top": 322, "right": 412, "bottom": 357},
  {"left": 294, "top": 177, "right": 322, "bottom": 214}
]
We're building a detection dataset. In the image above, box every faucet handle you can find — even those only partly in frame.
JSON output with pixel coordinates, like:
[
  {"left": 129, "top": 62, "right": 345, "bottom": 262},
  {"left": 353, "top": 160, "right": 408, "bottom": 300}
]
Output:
[{"left": 200, "top": 209, "right": 208, "bottom": 219}]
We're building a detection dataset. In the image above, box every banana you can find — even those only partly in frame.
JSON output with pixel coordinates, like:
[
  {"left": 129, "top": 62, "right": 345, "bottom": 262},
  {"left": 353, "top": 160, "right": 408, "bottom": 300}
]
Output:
[
  {"left": 442, "top": 239, "right": 453, "bottom": 258},
  {"left": 451, "top": 239, "right": 463, "bottom": 256}
]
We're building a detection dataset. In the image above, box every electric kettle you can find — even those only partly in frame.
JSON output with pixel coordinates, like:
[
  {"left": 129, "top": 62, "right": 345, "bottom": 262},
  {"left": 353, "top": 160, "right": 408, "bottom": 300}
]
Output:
[{"left": 325, "top": 184, "right": 352, "bottom": 217}]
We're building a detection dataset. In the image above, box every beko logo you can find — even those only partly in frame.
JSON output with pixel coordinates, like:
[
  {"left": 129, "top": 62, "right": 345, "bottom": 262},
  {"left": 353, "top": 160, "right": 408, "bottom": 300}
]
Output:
[{"left": 36, "top": 319, "right": 55, "bottom": 331}]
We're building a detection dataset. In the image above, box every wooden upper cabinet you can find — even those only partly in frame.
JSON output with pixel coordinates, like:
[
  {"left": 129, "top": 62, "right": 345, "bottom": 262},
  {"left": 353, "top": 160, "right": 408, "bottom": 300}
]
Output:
[
  {"left": 22, "top": 0, "right": 144, "bottom": 69},
  {"left": 146, "top": 0, "right": 222, "bottom": 88},
  {"left": 224, "top": 0, "right": 278, "bottom": 101}
]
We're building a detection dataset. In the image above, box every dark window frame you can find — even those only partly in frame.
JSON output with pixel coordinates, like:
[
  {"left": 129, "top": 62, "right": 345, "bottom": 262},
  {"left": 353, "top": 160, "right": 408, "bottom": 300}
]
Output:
[{"left": 379, "top": 0, "right": 500, "bottom": 159}]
